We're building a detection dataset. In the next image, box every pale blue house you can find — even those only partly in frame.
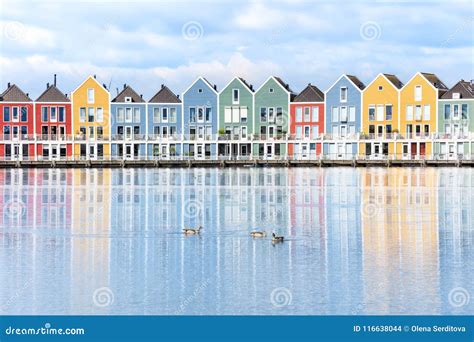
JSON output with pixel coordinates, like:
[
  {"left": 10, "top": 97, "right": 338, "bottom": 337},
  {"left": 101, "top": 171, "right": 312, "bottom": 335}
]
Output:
[
  {"left": 110, "top": 84, "right": 146, "bottom": 159},
  {"left": 147, "top": 84, "right": 182, "bottom": 158},
  {"left": 324, "top": 75, "right": 365, "bottom": 159},
  {"left": 182, "top": 77, "right": 218, "bottom": 159}
]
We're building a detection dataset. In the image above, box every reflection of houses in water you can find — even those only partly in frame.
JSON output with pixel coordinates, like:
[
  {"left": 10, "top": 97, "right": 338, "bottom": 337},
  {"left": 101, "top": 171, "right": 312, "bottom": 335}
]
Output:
[
  {"left": 360, "top": 168, "right": 440, "bottom": 314},
  {"left": 437, "top": 168, "right": 474, "bottom": 312}
]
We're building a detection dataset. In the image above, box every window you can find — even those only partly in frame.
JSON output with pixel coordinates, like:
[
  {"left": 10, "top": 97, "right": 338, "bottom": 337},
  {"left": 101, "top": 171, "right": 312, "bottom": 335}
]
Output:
[
  {"left": 50, "top": 107, "right": 57, "bottom": 122},
  {"left": 232, "top": 107, "right": 239, "bottom": 123},
  {"left": 198, "top": 88, "right": 203, "bottom": 93},
  {"left": 269, "top": 88, "right": 274, "bottom": 93},
  {"left": 162, "top": 108, "right": 168, "bottom": 122},
  {"left": 241, "top": 126, "right": 247, "bottom": 139},
  {"left": 423, "top": 105, "right": 430, "bottom": 120},
  {"left": 125, "top": 108, "right": 132, "bottom": 122},
  {"left": 133, "top": 108, "right": 140, "bottom": 122},
  {"left": 96, "top": 107, "right": 103, "bottom": 122},
  {"left": 444, "top": 104, "right": 451, "bottom": 120},
  {"left": 414, "top": 85, "right": 422, "bottom": 101},
  {"left": 312, "top": 126, "right": 319, "bottom": 139},
  {"left": 378, "top": 86, "right": 383, "bottom": 91},
  {"left": 295, "top": 107, "right": 302, "bottom": 122},
  {"left": 41, "top": 107, "right": 48, "bottom": 122},
  {"left": 80, "top": 107, "right": 86, "bottom": 122},
  {"left": 3, "top": 126, "right": 10, "bottom": 136},
  {"left": 303, "top": 107, "right": 310, "bottom": 122},
  {"left": 304, "top": 126, "right": 310, "bottom": 138},
  {"left": 12, "top": 107, "right": 19, "bottom": 122},
  {"left": 189, "top": 107, "right": 196, "bottom": 123},
  {"left": 406, "top": 105, "right": 413, "bottom": 120},
  {"left": 349, "top": 106, "right": 356, "bottom": 122},
  {"left": 386, "top": 105, "right": 392, "bottom": 120},
  {"left": 369, "top": 106, "right": 375, "bottom": 121},
  {"left": 205, "top": 107, "right": 212, "bottom": 122},
  {"left": 88, "top": 107, "right": 94, "bottom": 122},
  {"left": 415, "top": 105, "right": 422, "bottom": 120},
  {"left": 197, "top": 107, "right": 204, "bottom": 122},
  {"left": 88, "top": 126, "right": 94, "bottom": 139},
  {"left": 232, "top": 89, "right": 239, "bottom": 104},
  {"left": 340, "top": 106, "right": 348, "bottom": 122},
  {"left": 240, "top": 107, "right": 248, "bottom": 123},
  {"left": 224, "top": 106, "right": 232, "bottom": 123},
  {"left": 3, "top": 107, "right": 10, "bottom": 121},
  {"left": 58, "top": 107, "right": 65, "bottom": 122},
  {"left": 452, "top": 104, "right": 459, "bottom": 119},
  {"left": 461, "top": 104, "right": 468, "bottom": 119},
  {"left": 331, "top": 107, "right": 339, "bottom": 122},
  {"left": 96, "top": 126, "right": 103, "bottom": 138},
  {"left": 87, "top": 88, "right": 94, "bottom": 103},
  {"left": 296, "top": 126, "right": 302, "bottom": 138},
  {"left": 260, "top": 107, "right": 267, "bottom": 122},
  {"left": 169, "top": 108, "right": 176, "bottom": 123},
  {"left": 117, "top": 108, "right": 124, "bottom": 123},
  {"left": 20, "top": 107, "right": 27, "bottom": 122},
  {"left": 276, "top": 107, "right": 283, "bottom": 124},
  {"left": 312, "top": 107, "right": 319, "bottom": 122},
  {"left": 340, "top": 87, "right": 348, "bottom": 102},
  {"left": 386, "top": 124, "right": 392, "bottom": 134},
  {"left": 376, "top": 105, "right": 384, "bottom": 121}
]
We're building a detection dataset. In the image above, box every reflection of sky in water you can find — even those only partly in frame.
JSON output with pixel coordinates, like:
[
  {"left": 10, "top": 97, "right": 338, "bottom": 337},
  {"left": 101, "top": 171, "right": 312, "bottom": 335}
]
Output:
[{"left": 0, "top": 168, "right": 472, "bottom": 315}]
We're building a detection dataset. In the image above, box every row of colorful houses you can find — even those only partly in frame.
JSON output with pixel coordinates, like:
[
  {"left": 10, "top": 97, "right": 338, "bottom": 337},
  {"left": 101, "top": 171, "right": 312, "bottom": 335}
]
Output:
[{"left": 0, "top": 72, "right": 473, "bottom": 161}]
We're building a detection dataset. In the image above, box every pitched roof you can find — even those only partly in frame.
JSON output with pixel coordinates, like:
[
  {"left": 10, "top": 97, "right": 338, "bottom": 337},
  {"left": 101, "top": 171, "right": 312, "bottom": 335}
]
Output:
[
  {"left": 346, "top": 75, "right": 366, "bottom": 90},
  {"left": 112, "top": 85, "right": 144, "bottom": 103},
  {"left": 293, "top": 84, "right": 324, "bottom": 102},
  {"left": 149, "top": 85, "right": 181, "bottom": 103},
  {"left": 274, "top": 76, "right": 296, "bottom": 94},
  {"left": 0, "top": 84, "right": 32, "bottom": 102},
  {"left": 36, "top": 85, "right": 70, "bottom": 102},
  {"left": 383, "top": 74, "right": 403, "bottom": 89},
  {"left": 441, "top": 80, "right": 474, "bottom": 99},
  {"left": 238, "top": 77, "right": 254, "bottom": 92},
  {"left": 202, "top": 78, "right": 218, "bottom": 92}
]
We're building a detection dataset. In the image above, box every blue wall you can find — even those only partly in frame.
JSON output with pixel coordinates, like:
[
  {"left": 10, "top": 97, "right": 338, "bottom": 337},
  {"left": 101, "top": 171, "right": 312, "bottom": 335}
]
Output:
[{"left": 325, "top": 76, "right": 362, "bottom": 135}]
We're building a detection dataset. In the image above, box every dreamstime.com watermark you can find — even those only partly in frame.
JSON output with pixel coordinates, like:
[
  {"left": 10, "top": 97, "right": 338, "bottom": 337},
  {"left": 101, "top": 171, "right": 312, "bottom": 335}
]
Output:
[{"left": 4, "top": 323, "right": 85, "bottom": 336}]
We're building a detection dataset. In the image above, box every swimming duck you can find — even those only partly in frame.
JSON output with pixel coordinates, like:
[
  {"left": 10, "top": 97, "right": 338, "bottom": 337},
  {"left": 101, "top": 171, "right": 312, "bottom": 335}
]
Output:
[
  {"left": 272, "top": 232, "right": 284, "bottom": 243},
  {"left": 183, "top": 226, "right": 202, "bottom": 235},
  {"left": 250, "top": 231, "right": 266, "bottom": 238}
]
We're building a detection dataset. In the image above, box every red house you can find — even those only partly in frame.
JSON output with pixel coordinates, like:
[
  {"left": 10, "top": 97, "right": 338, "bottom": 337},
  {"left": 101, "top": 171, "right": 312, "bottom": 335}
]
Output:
[
  {"left": 289, "top": 83, "right": 325, "bottom": 159},
  {"left": 35, "top": 76, "right": 72, "bottom": 160},
  {"left": 0, "top": 83, "right": 34, "bottom": 160}
]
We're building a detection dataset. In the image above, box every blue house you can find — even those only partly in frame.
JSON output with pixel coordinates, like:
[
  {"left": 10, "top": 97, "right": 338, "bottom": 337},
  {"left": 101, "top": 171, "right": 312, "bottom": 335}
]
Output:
[
  {"left": 147, "top": 84, "right": 183, "bottom": 158},
  {"left": 182, "top": 77, "right": 218, "bottom": 159},
  {"left": 110, "top": 84, "right": 146, "bottom": 160},
  {"left": 324, "top": 75, "right": 365, "bottom": 159}
]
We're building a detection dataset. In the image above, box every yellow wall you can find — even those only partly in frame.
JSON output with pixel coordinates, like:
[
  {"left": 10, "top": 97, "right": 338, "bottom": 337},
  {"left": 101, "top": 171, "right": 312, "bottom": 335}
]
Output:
[
  {"left": 71, "top": 76, "right": 111, "bottom": 156},
  {"left": 400, "top": 73, "right": 438, "bottom": 136}
]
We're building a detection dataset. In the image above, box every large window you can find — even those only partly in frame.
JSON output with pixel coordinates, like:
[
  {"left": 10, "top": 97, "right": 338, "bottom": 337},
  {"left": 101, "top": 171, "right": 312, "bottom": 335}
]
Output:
[
  {"left": 170, "top": 107, "right": 177, "bottom": 123},
  {"left": 20, "top": 107, "right": 27, "bottom": 122},
  {"left": 232, "top": 89, "right": 239, "bottom": 104},
  {"left": 162, "top": 108, "right": 168, "bottom": 122},
  {"left": 406, "top": 105, "right": 413, "bottom": 121},
  {"left": 423, "top": 105, "right": 430, "bottom": 121},
  {"left": 50, "top": 107, "right": 57, "bottom": 122},
  {"left": 88, "top": 107, "right": 94, "bottom": 122},
  {"left": 189, "top": 107, "right": 196, "bottom": 123},
  {"left": 332, "top": 107, "right": 339, "bottom": 122},
  {"left": 386, "top": 105, "right": 392, "bottom": 120},
  {"left": 276, "top": 107, "right": 283, "bottom": 124},
  {"left": 117, "top": 108, "right": 124, "bottom": 123},
  {"left": 58, "top": 107, "right": 65, "bottom": 122},
  {"left": 80, "top": 107, "right": 86, "bottom": 122},
  {"left": 3, "top": 107, "right": 10, "bottom": 121},
  {"left": 42, "top": 107, "right": 48, "bottom": 122},
  {"left": 295, "top": 107, "right": 302, "bottom": 122},
  {"left": 444, "top": 104, "right": 451, "bottom": 120},
  {"left": 414, "top": 85, "right": 422, "bottom": 101},
  {"left": 312, "top": 107, "right": 319, "bottom": 122},
  {"left": 461, "top": 104, "right": 468, "bottom": 119},
  {"left": 349, "top": 106, "right": 356, "bottom": 122},
  {"left": 368, "top": 106, "right": 375, "bottom": 121},
  {"left": 205, "top": 107, "right": 212, "bottom": 122},
  {"left": 340, "top": 87, "right": 348, "bottom": 102},
  {"left": 340, "top": 106, "right": 348, "bottom": 122},
  {"left": 197, "top": 107, "right": 204, "bottom": 122},
  {"left": 87, "top": 88, "right": 94, "bottom": 103},
  {"left": 96, "top": 107, "right": 103, "bottom": 122},
  {"left": 12, "top": 107, "right": 19, "bottom": 122},
  {"left": 304, "top": 107, "right": 310, "bottom": 122},
  {"left": 260, "top": 107, "right": 267, "bottom": 122},
  {"left": 376, "top": 105, "right": 383, "bottom": 121},
  {"left": 125, "top": 108, "right": 132, "bottom": 122},
  {"left": 415, "top": 105, "right": 422, "bottom": 120},
  {"left": 153, "top": 108, "right": 160, "bottom": 123},
  {"left": 133, "top": 108, "right": 140, "bottom": 122}
]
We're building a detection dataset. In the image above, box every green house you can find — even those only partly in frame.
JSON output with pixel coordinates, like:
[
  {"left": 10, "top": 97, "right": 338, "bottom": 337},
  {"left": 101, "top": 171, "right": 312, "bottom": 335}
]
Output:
[
  {"left": 253, "top": 76, "right": 295, "bottom": 159},
  {"left": 218, "top": 77, "right": 254, "bottom": 158},
  {"left": 435, "top": 80, "right": 474, "bottom": 159}
]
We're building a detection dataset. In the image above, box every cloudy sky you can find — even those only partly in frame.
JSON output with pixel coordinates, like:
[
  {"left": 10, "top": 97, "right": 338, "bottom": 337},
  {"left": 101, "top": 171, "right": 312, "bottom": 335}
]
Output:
[{"left": 0, "top": 0, "right": 473, "bottom": 99}]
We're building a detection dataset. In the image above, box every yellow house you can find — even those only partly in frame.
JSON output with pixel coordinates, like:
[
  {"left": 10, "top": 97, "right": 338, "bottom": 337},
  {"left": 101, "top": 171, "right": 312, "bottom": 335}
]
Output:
[
  {"left": 398, "top": 72, "right": 448, "bottom": 159},
  {"left": 360, "top": 73, "right": 403, "bottom": 159},
  {"left": 71, "top": 76, "right": 111, "bottom": 160}
]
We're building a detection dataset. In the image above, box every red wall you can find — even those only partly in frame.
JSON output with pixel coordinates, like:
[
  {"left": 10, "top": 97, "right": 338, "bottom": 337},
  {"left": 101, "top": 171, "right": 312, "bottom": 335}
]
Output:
[
  {"left": 34, "top": 102, "right": 72, "bottom": 135},
  {"left": 0, "top": 102, "right": 35, "bottom": 135},
  {"left": 289, "top": 102, "right": 324, "bottom": 156}
]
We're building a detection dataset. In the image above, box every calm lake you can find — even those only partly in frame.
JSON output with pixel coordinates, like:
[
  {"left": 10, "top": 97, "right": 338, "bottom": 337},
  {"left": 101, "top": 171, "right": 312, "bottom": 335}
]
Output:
[{"left": 0, "top": 167, "right": 473, "bottom": 315}]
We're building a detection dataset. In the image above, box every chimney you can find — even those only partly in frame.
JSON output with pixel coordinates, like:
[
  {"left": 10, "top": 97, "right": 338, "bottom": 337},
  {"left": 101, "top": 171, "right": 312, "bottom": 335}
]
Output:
[
  {"left": 26, "top": 93, "right": 29, "bottom": 98},
  {"left": 470, "top": 79, "right": 474, "bottom": 87},
  {"left": 308, "top": 83, "right": 311, "bottom": 86},
  {"left": 123, "top": 83, "right": 126, "bottom": 89},
  {"left": 7, "top": 82, "right": 10, "bottom": 88},
  {"left": 161, "top": 84, "right": 164, "bottom": 89},
  {"left": 116, "top": 87, "right": 119, "bottom": 95},
  {"left": 213, "top": 84, "right": 217, "bottom": 90},
  {"left": 54, "top": 74, "right": 57, "bottom": 87},
  {"left": 177, "top": 95, "right": 180, "bottom": 99},
  {"left": 103, "top": 83, "right": 107, "bottom": 89},
  {"left": 140, "top": 94, "right": 143, "bottom": 99},
  {"left": 250, "top": 85, "right": 254, "bottom": 91},
  {"left": 93, "top": 74, "right": 96, "bottom": 79},
  {"left": 46, "top": 83, "right": 49, "bottom": 89}
]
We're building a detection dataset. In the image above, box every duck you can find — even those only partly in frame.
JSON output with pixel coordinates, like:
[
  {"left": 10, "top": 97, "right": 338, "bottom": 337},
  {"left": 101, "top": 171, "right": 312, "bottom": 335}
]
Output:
[
  {"left": 272, "top": 232, "right": 284, "bottom": 243},
  {"left": 250, "top": 231, "right": 267, "bottom": 238},
  {"left": 183, "top": 225, "right": 202, "bottom": 235}
]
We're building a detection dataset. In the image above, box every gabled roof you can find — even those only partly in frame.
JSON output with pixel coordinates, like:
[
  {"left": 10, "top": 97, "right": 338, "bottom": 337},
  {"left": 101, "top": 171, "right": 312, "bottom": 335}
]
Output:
[
  {"left": 346, "top": 75, "right": 365, "bottom": 90},
  {"left": 441, "top": 80, "right": 474, "bottom": 100},
  {"left": 112, "top": 85, "right": 144, "bottom": 103},
  {"left": 71, "top": 75, "right": 110, "bottom": 97},
  {"left": 221, "top": 77, "right": 254, "bottom": 94},
  {"left": 255, "top": 76, "right": 296, "bottom": 98},
  {"left": 420, "top": 72, "right": 448, "bottom": 91},
  {"left": 293, "top": 83, "right": 324, "bottom": 102},
  {"left": 0, "top": 84, "right": 32, "bottom": 102},
  {"left": 183, "top": 76, "right": 218, "bottom": 95},
  {"left": 149, "top": 85, "right": 181, "bottom": 103},
  {"left": 36, "top": 85, "right": 70, "bottom": 102},
  {"left": 383, "top": 74, "right": 403, "bottom": 89}
]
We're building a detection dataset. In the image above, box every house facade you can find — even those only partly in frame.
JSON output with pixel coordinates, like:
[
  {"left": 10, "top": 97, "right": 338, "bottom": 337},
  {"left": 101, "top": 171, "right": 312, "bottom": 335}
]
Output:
[
  {"left": 110, "top": 85, "right": 146, "bottom": 160},
  {"left": 435, "top": 79, "right": 474, "bottom": 159},
  {"left": 0, "top": 83, "right": 34, "bottom": 160},
  {"left": 182, "top": 77, "right": 218, "bottom": 159},
  {"left": 218, "top": 77, "right": 254, "bottom": 158},
  {"left": 35, "top": 77, "right": 72, "bottom": 160},
  {"left": 147, "top": 84, "right": 183, "bottom": 158},
  {"left": 399, "top": 72, "right": 448, "bottom": 159},
  {"left": 289, "top": 83, "right": 324, "bottom": 159},
  {"left": 71, "top": 76, "right": 111, "bottom": 160},
  {"left": 254, "top": 76, "right": 293, "bottom": 159},
  {"left": 360, "top": 73, "right": 403, "bottom": 159},
  {"left": 324, "top": 75, "right": 364, "bottom": 159}
]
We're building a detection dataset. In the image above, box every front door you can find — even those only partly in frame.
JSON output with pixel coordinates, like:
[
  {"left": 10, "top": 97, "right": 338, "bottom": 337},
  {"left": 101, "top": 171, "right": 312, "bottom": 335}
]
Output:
[
  {"left": 161, "top": 145, "right": 168, "bottom": 159},
  {"left": 337, "top": 143, "right": 344, "bottom": 159},
  {"left": 419, "top": 143, "right": 426, "bottom": 158},
  {"left": 51, "top": 144, "right": 59, "bottom": 160},
  {"left": 125, "top": 126, "right": 133, "bottom": 140},
  {"left": 125, "top": 144, "right": 132, "bottom": 159},
  {"left": 301, "top": 144, "right": 308, "bottom": 159},
  {"left": 196, "top": 144, "right": 204, "bottom": 159},
  {"left": 89, "top": 144, "right": 96, "bottom": 160},
  {"left": 411, "top": 143, "right": 417, "bottom": 159},
  {"left": 266, "top": 144, "right": 273, "bottom": 159}
]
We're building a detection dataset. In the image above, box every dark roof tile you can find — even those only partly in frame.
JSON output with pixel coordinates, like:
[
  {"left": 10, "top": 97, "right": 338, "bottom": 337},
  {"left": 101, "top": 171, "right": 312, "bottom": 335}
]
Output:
[
  {"left": 441, "top": 79, "right": 474, "bottom": 99},
  {"left": 0, "top": 84, "right": 32, "bottom": 102},
  {"left": 383, "top": 74, "right": 403, "bottom": 89},
  {"left": 36, "top": 85, "right": 70, "bottom": 102},
  {"left": 346, "top": 75, "right": 365, "bottom": 90},
  {"left": 112, "top": 85, "right": 144, "bottom": 103},
  {"left": 293, "top": 84, "right": 324, "bottom": 102},
  {"left": 149, "top": 85, "right": 181, "bottom": 103}
]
